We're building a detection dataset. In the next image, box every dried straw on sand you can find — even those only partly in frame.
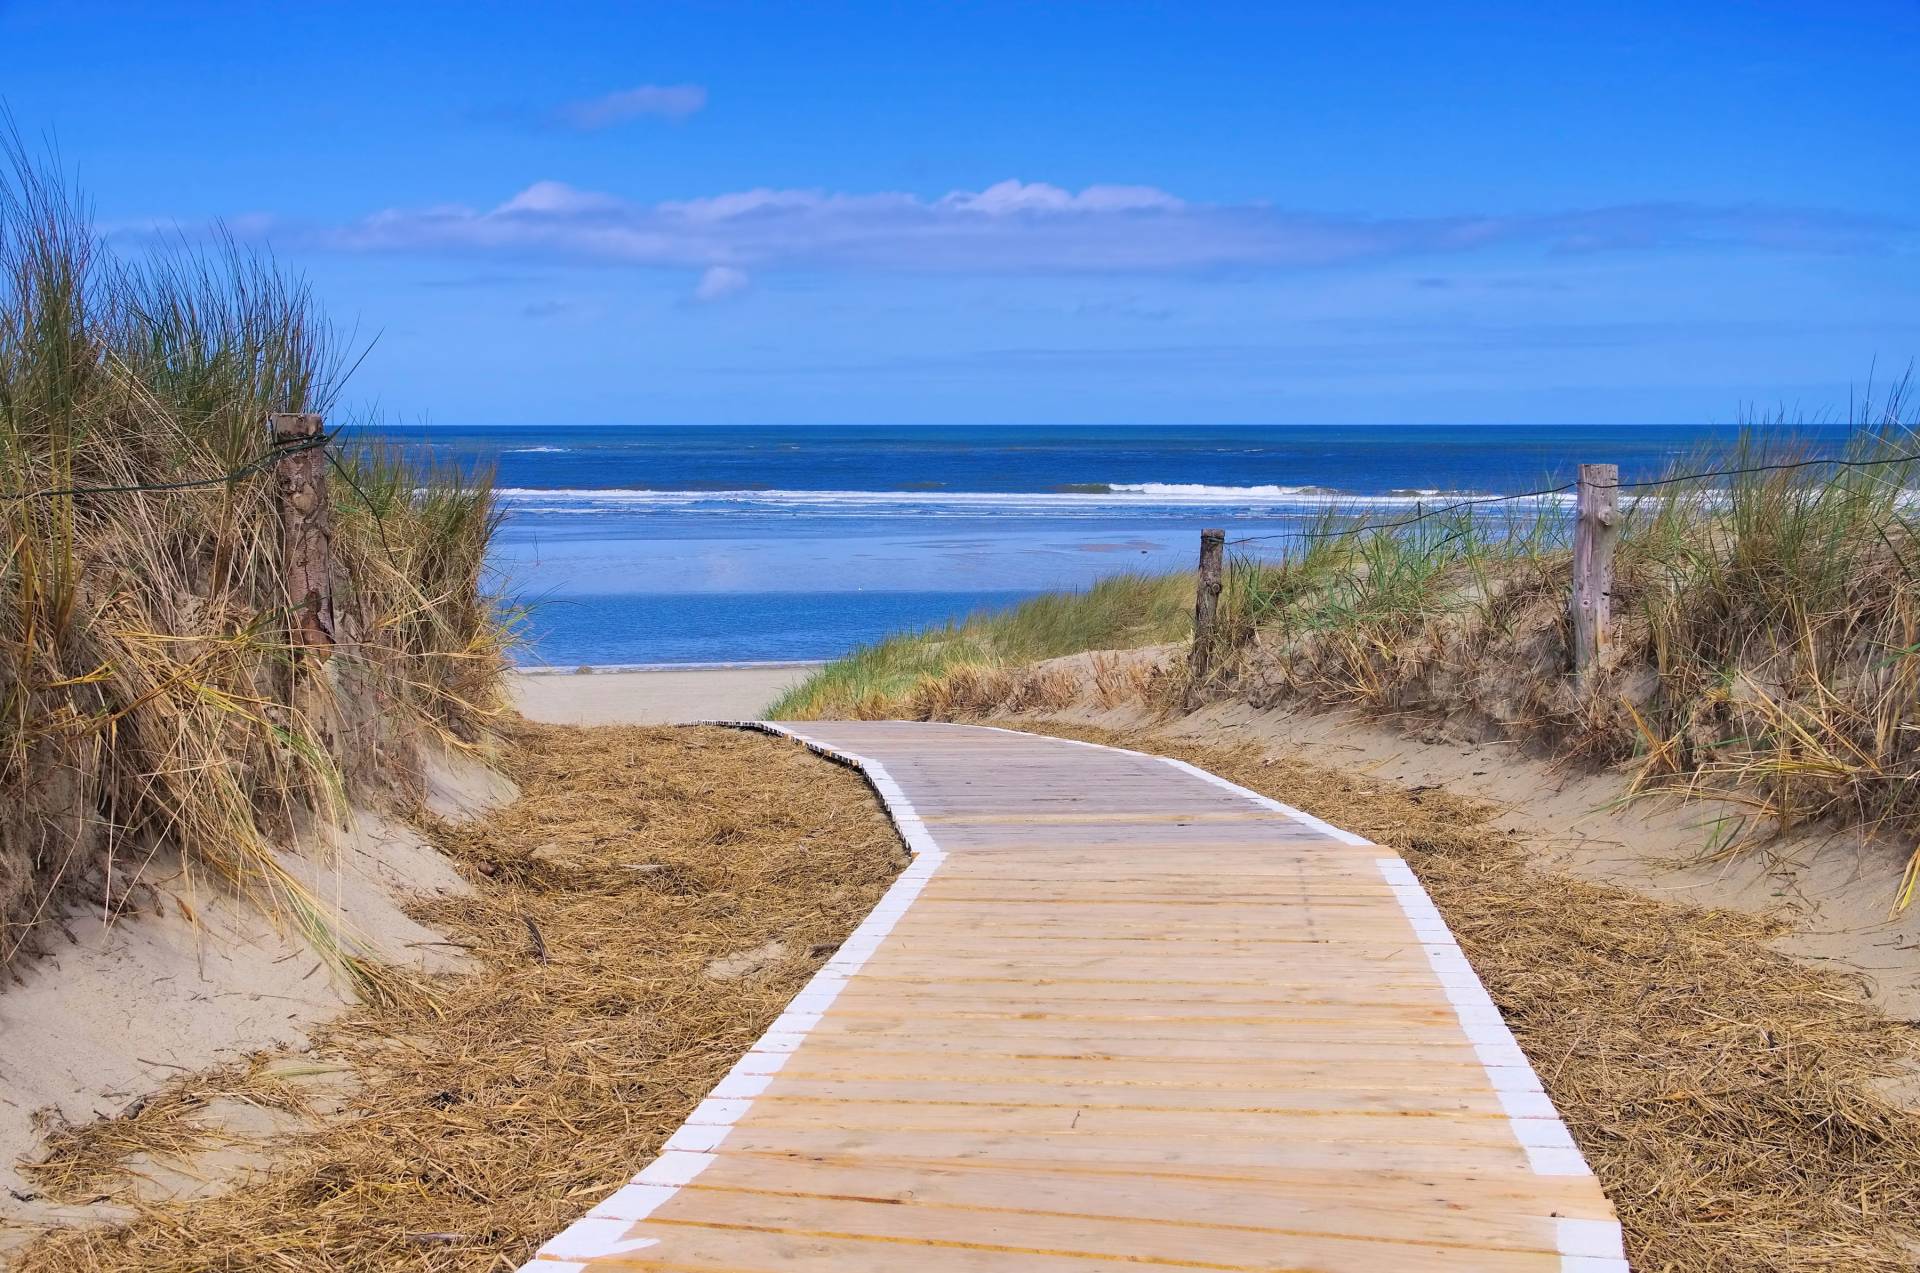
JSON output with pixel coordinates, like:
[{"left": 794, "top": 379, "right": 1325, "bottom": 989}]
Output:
[
  {"left": 17, "top": 723, "right": 903, "bottom": 1271},
  {"left": 1012, "top": 721, "right": 1920, "bottom": 1273}
]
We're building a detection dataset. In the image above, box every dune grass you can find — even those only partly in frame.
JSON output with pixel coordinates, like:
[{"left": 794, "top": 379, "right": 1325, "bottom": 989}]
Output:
[
  {"left": 1231, "top": 423, "right": 1916, "bottom": 644},
  {"left": 0, "top": 136, "right": 507, "bottom": 976},
  {"left": 768, "top": 570, "right": 1193, "bottom": 718}
]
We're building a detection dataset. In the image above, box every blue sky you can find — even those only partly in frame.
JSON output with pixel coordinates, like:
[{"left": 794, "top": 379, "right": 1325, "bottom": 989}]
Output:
[{"left": 3, "top": 0, "right": 1916, "bottom": 425}]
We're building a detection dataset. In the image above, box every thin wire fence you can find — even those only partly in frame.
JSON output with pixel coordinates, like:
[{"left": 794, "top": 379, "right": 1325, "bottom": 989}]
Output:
[{"left": 0, "top": 431, "right": 331, "bottom": 503}]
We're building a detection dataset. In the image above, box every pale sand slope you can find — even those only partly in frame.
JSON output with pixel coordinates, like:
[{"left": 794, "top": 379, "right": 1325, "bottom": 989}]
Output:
[
  {"left": 510, "top": 665, "right": 820, "bottom": 726},
  {"left": 0, "top": 747, "right": 515, "bottom": 1249}
]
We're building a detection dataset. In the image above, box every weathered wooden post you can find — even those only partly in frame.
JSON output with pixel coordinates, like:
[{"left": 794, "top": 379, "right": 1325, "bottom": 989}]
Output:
[
  {"left": 1570, "top": 462, "right": 1619, "bottom": 682},
  {"left": 1187, "top": 528, "right": 1225, "bottom": 706},
  {"left": 270, "top": 411, "right": 335, "bottom": 660}
]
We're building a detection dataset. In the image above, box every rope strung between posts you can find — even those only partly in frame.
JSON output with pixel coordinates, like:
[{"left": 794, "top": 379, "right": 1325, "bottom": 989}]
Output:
[
  {"left": 1224, "top": 444, "right": 1920, "bottom": 547},
  {"left": 1601, "top": 446, "right": 1920, "bottom": 490},
  {"left": 0, "top": 431, "right": 332, "bottom": 503},
  {"left": 323, "top": 447, "right": 402, "bottom": 566}
]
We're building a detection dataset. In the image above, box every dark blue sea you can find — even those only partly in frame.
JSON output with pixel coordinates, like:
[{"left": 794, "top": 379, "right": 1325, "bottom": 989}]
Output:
[{"left": 369, "top": 424, "right": 1853, "bottom": 666}]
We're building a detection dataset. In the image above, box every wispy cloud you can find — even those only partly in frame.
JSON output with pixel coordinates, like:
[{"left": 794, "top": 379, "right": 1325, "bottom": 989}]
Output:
[
  {"left": 690, "top": 265, "right": 749, "bottom": 303},
  {"left": 302, "top": 179, "right": 1904, "bottom": 282},
  {"left": 556, "top": 83, "right": 707, "bottom": 130}
]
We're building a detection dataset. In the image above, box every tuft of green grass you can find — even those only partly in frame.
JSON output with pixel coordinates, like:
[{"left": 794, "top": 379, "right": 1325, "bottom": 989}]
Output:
[{"left": 768, "top": 571, "right": 1192, "bottom": 719}]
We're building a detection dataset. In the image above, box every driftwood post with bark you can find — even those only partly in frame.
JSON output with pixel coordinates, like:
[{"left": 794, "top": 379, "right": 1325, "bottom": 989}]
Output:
[
  {"left": 1570, "top": 462, "right": 1620, "bottom": 682},
  {"left": 1188, "top": 527, "right": 1226, "bottom": 706},
  {"left": 270, "top": 411, "right": 335, "bottom": 660}
]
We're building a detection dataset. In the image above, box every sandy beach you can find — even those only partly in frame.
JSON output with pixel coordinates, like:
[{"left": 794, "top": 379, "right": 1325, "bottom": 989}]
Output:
[{"left": 510, "top": 665, "right": 821, "bottom": 726}]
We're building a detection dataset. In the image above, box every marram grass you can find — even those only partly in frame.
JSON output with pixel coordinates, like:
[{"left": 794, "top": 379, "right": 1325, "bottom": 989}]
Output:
[{"left": 0, "top": 136, "right": 507, "bottom": 977}]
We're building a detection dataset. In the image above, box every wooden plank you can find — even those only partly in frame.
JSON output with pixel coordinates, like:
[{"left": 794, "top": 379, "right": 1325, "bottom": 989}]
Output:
[
  {"left": 609, "top": 1190, "right": 1571, "bottom": 1272},
  {"left": 827, "top": 984, "right": 1477, "bottom": 1009},
  {"left": 583, "top": 1226, "right": 1566, "bottom": 1272},
  {"left": 766, "top": 1051, "right": 1500, "bottom": 1090},
  {"left": 667, "top": 1155, "right": 1589, "bottom": 1248},
  {"left": 752, "top": 1033, "right": 1496, "bottom": 1064},
  {"left": 743, "top": 1077, "right": 1516, "bottom": 1115},
  {"left": 664, "top": 1121, "right": 1543, "bottom": 1177},
  {"left": 690, "top": 1153, "right": 1619, "bottom": 1225}
]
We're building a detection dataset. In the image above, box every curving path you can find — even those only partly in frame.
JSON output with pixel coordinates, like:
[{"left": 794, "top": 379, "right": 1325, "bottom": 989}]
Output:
[{"left": 522, "top": 721, "right": 1626, "bottom": 1272}]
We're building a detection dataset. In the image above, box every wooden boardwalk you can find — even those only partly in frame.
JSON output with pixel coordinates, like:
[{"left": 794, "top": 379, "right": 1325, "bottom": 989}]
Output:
[{"left": 523, "top": 722, "right": 1625, "bottom": 1272}]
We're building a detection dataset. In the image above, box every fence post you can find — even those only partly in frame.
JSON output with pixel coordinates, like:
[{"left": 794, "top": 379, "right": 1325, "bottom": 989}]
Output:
[
  {"left": 1570, "top": 462, "right": 1619, "bottom": 682},
  {"left": 270, "top": 411, "right": 335, "bottom": 660},
  {"left": 1187, "top": 528, "right": 1225, "bottom": 706}
]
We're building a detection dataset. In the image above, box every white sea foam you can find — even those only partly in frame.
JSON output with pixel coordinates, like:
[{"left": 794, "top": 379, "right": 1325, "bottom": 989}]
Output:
[
  {"left": 489, "top": 485, "right": 1548, "bottom": 516},
  {"left": 1107, "top": 482, "right": 1333, "bottom": 497},
  {"left": 507, "top": 446, "right": 573, "bottom": 453}
]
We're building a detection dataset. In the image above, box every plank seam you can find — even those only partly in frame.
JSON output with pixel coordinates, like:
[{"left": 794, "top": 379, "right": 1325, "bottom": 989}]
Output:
[{"left": 514, "top": 720, "right": 944, "bottom": 1270}]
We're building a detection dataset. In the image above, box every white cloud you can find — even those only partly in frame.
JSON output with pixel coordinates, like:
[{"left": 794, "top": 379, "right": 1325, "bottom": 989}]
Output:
[
  {"left": 691, "top": 265, "right": 749, "bottom": 303},
  {"left": 557, "top": 84, "right": 707, "bottom": 130},
  {"left": 308, "top": 181, "right": 1901, "bottom": 277},
  {"left": 940, "top": 180, "right": 1185, "bottom": 215},
  {"left": 496, "top": 181, "right": 626, "bottom": 215},
  {"left": 656, "top": 188, "right": 896, "bottom": 223}
]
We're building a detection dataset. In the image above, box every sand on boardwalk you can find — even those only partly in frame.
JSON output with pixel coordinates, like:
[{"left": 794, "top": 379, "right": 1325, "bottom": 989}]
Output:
[{"left": 510, "top": 665, "right": 821, "bottom": 726}]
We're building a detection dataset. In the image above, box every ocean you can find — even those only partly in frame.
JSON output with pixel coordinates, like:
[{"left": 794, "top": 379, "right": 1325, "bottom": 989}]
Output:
[{"left": 371, "top": 424, "right": 1852, "bottom": 667}]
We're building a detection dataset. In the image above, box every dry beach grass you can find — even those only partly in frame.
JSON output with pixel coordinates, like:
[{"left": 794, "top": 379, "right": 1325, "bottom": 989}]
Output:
[
  {"left": 0, "top": 139, "right": 507, "bottom": 986},
  {"left": 16, "top": 722, "right": 904, "bottom": 1271}
]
